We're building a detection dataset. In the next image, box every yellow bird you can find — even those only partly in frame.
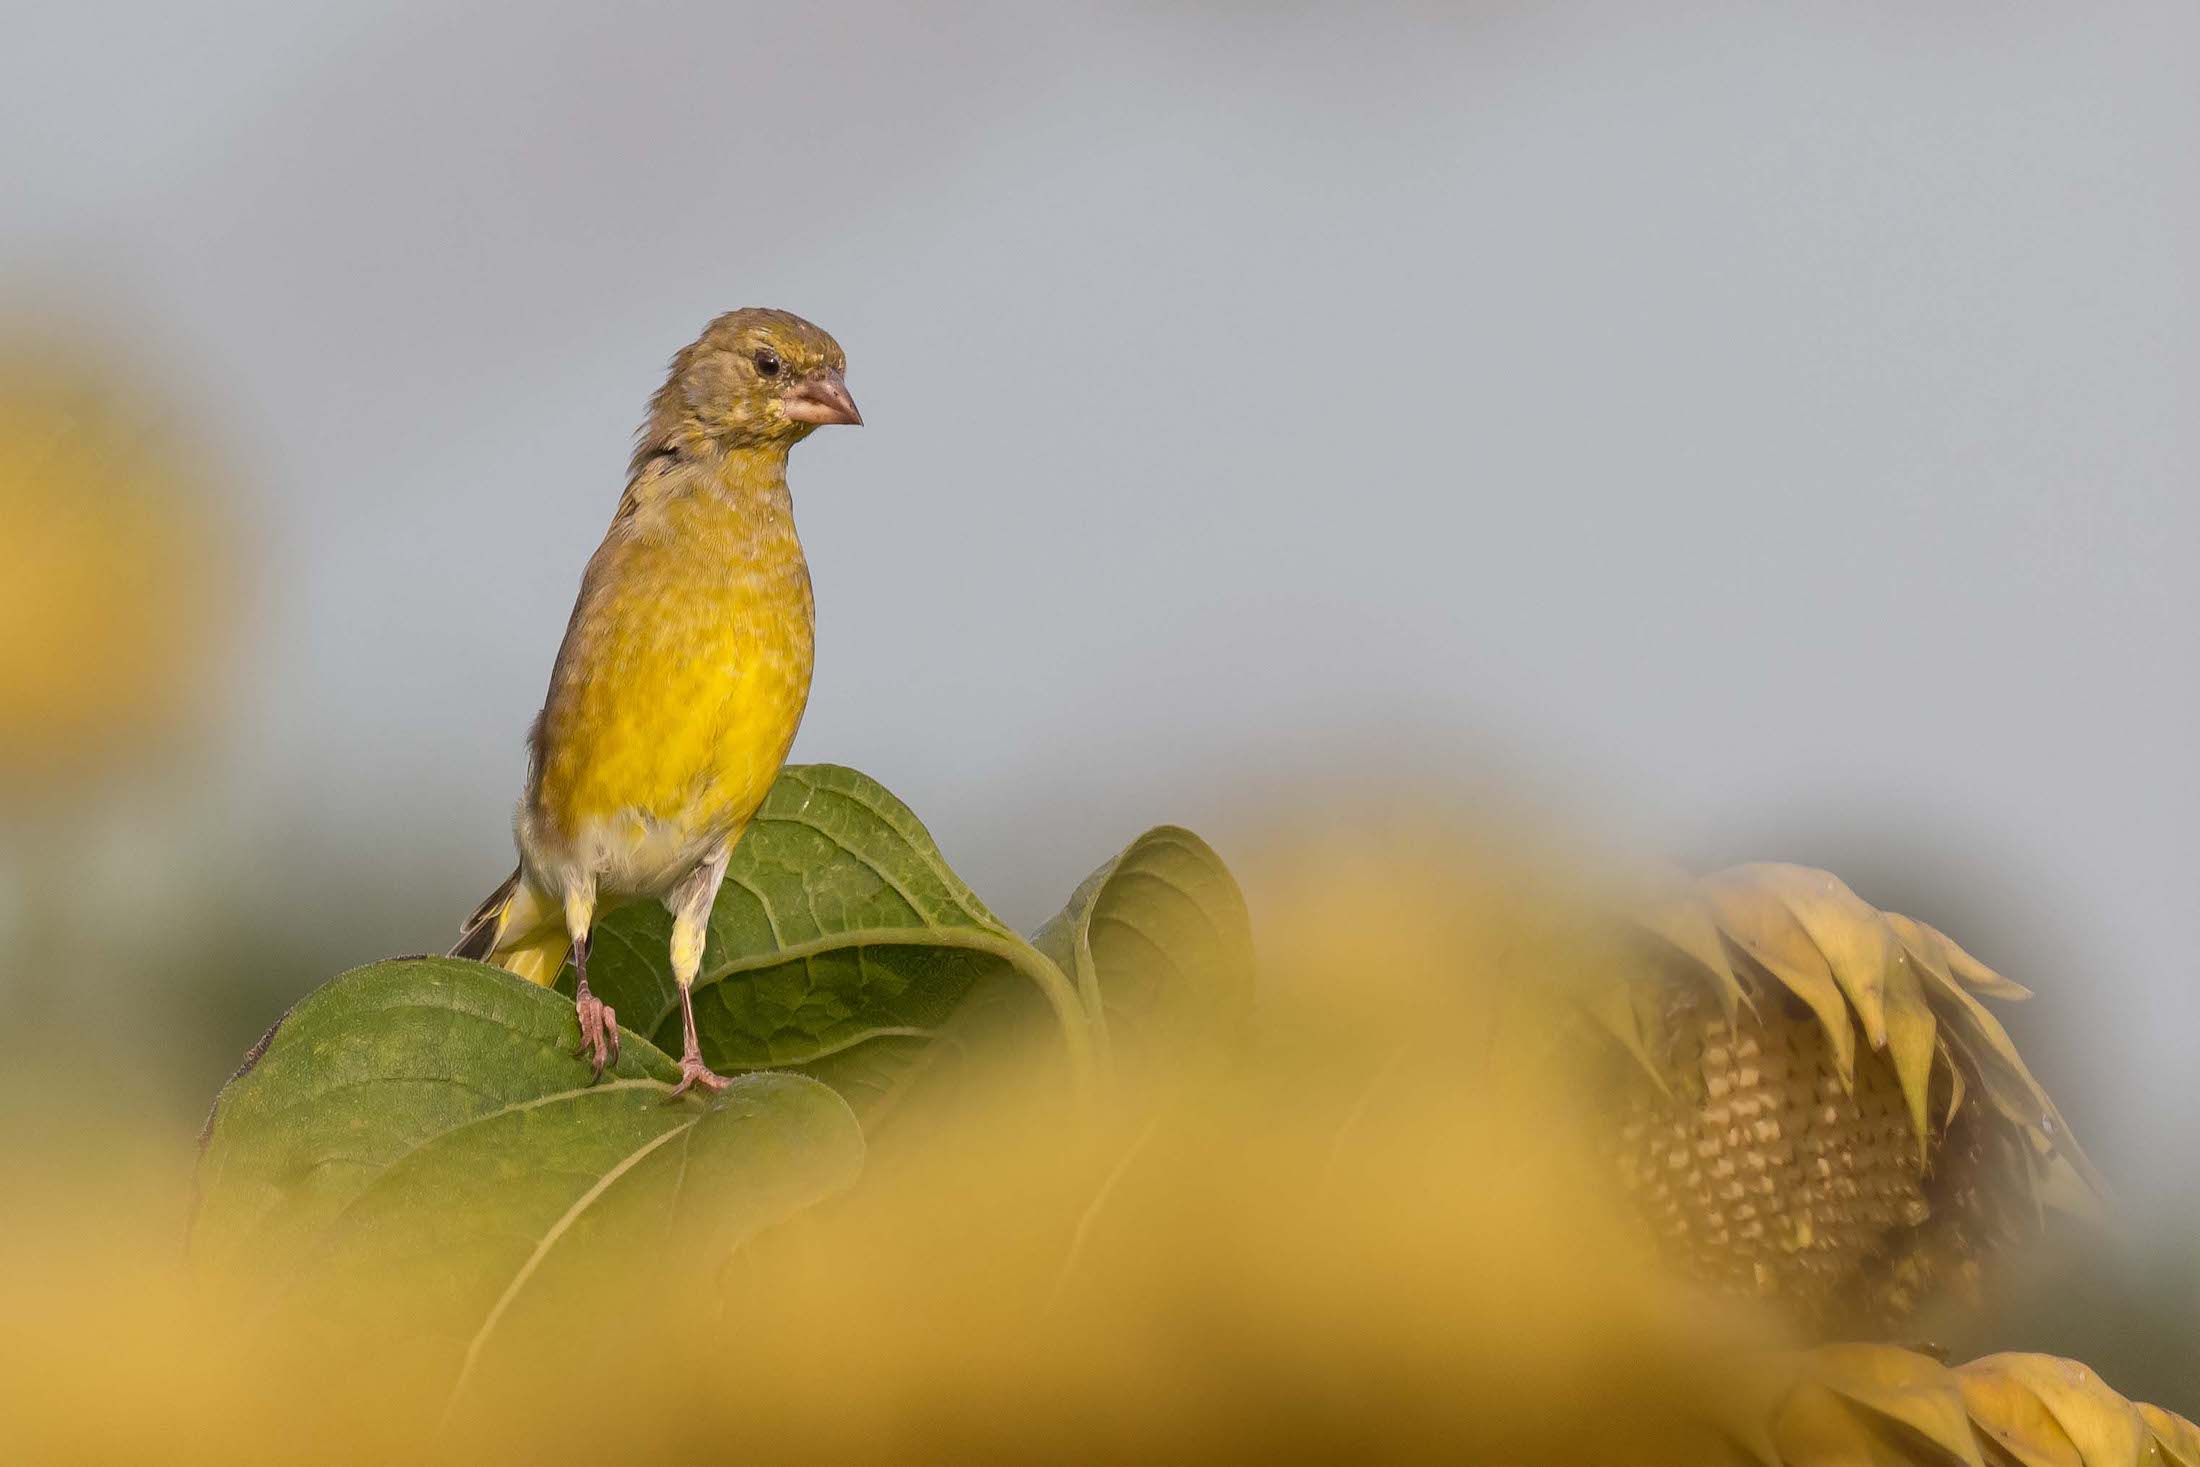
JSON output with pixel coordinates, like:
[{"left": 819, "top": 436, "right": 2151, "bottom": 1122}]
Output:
[{"left": 452, "top": 308, "right": 860, "bottom": 1097}]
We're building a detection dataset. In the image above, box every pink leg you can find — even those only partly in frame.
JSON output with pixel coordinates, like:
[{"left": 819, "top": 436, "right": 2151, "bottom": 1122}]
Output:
[
  {"left": 569, "top": 934, "right": 619, "bottom": 1080},
  {"left": 664, "top": 983, "right": 731, "bottom": 1101}
]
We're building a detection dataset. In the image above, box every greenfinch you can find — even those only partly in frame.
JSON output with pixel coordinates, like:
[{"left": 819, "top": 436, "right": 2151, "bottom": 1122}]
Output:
[{"left": 452, "top": 308, "right": 860, "bottom": 1097}]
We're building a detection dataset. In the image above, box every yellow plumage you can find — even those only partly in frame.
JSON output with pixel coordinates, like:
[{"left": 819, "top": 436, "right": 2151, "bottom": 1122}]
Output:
[
  {"left": 452, "top": 307, "right": 860, "bottom": 1095},
  {"left": 529, "top": 456, "right": 815, "bottom": 880}
]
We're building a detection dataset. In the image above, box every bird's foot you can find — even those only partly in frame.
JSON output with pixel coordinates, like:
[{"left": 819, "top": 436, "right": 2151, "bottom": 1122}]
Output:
[
  {"left": 572, "top": 985, "right": 619, "bottom": 1080},
  {"left": 665, "top": 1053, "right": 732, "bottom": 1102}
]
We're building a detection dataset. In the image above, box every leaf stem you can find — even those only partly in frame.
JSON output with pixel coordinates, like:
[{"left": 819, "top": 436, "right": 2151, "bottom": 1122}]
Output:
[
  {"left": 1060, "top": 925, "right": 1116, "bottom": 1081},
  {"left": 981, "top": 930, "right": 1104, "bottom": 1108}
]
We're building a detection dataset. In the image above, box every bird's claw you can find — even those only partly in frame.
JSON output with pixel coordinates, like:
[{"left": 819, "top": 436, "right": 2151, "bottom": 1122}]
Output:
[
  {"left": 573, "top": 988, "right": 619, "bottom": 1079},
  {"left": 665, "top": 1053, "right": 732, "bottom": 1103}
]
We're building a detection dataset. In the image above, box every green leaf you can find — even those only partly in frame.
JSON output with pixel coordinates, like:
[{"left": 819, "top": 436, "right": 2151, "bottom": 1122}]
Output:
[
  {"left": 1029, "top": 825, "right": 1255, "bottom": 1088},
  {"left": 575, "top": 764, "right": 1093, "bottom": 1105},
  {"left": 191, "top": 961, "right": 866, "bottom": 1389},
  {"left": 832, "top": 824, "right": 1259, "bottom": 1131}
]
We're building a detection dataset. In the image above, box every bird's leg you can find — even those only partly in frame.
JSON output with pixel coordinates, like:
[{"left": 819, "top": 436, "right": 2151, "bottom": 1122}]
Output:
[
  {"left": 562, "top": 882, "right": 617, "bottom": 1079},
  {"left": 569, "top": 932, "right": 619, "bottom": 1080},
  {"left": 664, "top": 845, "right": 733, "bottom": 1102},
  {"left": 665, "top": 983, "right": 731, "bottom": 1101}
]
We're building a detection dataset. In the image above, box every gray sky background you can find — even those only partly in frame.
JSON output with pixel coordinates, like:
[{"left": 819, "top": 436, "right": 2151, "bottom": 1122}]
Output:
[{"left": 4, "top": 4, "right": 2193, "bottom": 1184}]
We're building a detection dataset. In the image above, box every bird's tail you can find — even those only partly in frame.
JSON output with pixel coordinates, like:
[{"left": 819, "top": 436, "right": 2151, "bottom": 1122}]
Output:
[{"left": 450, "top": 868, "right": 569, "bottom": 987}]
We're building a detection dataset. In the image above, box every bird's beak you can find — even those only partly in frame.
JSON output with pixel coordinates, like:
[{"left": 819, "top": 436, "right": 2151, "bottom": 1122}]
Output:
[{"left": 780, "top": 368, "right": 863, "bottom": 426}]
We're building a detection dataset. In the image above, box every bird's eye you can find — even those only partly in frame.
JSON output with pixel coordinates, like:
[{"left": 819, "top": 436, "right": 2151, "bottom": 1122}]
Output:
[{"left": 752, "top": 349, "right": 782, "bottom": 378}]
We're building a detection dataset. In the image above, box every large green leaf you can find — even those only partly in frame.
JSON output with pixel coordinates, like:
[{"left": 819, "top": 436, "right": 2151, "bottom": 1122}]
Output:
[
  {"left": 1030, "top": 825, "right": 1255, "bottom": 1088},
  {"left": 574, "top": 764, "right": 1093, "bottom": 1104},
  {"left": 191, "top": 958, "right": 866, "bottom": 1403},
  {"left": 831, "top": 824, "right": 1259, "bottom": 1131}
]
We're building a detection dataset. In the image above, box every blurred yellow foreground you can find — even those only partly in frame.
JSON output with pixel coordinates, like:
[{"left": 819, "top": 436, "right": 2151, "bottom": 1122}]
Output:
[
  {"left": 0, "top": 830, "right": 2182, "bottom": 1466},
  {"left": 0, "top": 836, "right": 1719, "bottom": 1464}
]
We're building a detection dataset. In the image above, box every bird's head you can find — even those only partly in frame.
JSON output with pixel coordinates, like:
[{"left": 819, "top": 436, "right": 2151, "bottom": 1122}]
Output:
[{"left": 636, "top": 308, "right": 860, "bottom": 468}]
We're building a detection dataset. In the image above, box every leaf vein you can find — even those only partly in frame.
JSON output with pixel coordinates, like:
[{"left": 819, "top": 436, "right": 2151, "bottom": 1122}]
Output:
[{"left": 442, "top": 1117, "right": 699, "bottom": 1421}]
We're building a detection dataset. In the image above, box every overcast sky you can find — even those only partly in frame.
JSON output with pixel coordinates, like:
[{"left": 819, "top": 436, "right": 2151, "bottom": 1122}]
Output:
[{"left": 4, "top": 3, "right": 2193, "bottom": 1177}]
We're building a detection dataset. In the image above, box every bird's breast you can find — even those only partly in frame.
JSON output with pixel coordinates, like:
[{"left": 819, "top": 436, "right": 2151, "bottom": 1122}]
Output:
[{"left": 528, "top": 496, "right": 815, "bottom": 891}]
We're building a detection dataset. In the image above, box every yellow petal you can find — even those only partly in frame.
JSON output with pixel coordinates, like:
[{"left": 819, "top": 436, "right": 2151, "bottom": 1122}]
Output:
[
  {"left": 1888, "top": 915, "right": 1964, "bottom": 1004},
  {"left": 1961, "top": 1354, "right": 2145, "bottom": 1467},
  {"left": 1956, "top": 1360, "right": 2084, "bottom": 1467},
  {"left": 1806, "top": 1343, "right": 1986, "bottom": 1467},
  {"left": 1700, "top": 868, "right": 1857, "bottom": 1091},
  {"left": 1919, "top": 919, "right": 2034, "bottom": 1001},
  {"left": 1771, "top": 1381, "right": 1924, "bottom": 1466},
  {"left": 1920, "top": 970, "right": 2106, "bottom": 1201},
  {"left": 1632, "top": 865, "right": 1748, "bottom": 1022},
  {"left": 2139, "top": 1403, "right": 2200, "bottom": 1467},
  {"left": 1746, "top": 863, "right": 1894, "bottom": 1051},
  {"left": 1585, "top": 978, "right": 1668, "bottom": 1097},
  {"left": 1882, "top": 948, "right": 1940, "bottom": 1160},
  {"left": 1935, "top": 1033, "right": 1968, "bottom": 1132}
]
